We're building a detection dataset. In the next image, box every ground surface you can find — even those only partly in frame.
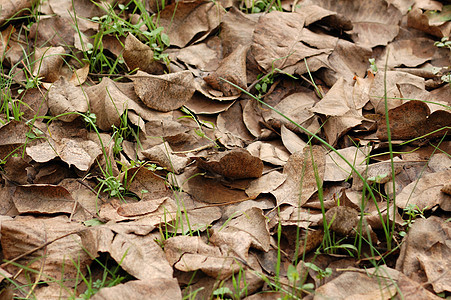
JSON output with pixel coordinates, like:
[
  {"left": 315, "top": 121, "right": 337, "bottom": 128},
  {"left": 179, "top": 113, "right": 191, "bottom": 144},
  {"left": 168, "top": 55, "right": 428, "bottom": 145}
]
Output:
[{"left": 0, "top": 0, "right": 450, "bottom": 299}]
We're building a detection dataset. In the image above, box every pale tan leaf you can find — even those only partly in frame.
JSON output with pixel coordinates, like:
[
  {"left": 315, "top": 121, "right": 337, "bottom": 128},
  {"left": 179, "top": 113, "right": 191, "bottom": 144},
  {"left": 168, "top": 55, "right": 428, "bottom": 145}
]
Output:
[
  {"left": 271, "top": 145, "right": 326, "bottom": 207},
  {"left": 1, "top": 216, "right": 89, "bottom": 286},
  {"left": 13, "top": 184, "right": 75, "bottom": 214},
  {"left": 324, "top": 146, "right": 370, "bottom": 182},
  {"left": 91, "top": 279, "right": 182, "bottom": 300},
  {"left": 396, "top": 169, "right": 451, "bottom": 210},
  {"left": 245, "top": 171, "right": 287, "bottom": 199},
  {"left": 47, "top": 77, "right": 88, "bottom": 122}
]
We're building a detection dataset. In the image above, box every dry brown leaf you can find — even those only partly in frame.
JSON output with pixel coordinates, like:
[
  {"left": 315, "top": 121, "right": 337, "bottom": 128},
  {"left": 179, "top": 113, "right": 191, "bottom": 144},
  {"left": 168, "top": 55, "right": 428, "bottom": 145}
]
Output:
[
  {"left": 133, "top": 70, "right": 195, "bottom": 112},
  {"left": 158, "top": 0, "right": 226, "bottom": 47},
  {"left": 245, "top": 170, "right": 287, "bottom": 198},
  {"left": 251, "top": 10, "right": 334, "bottom": 72},
  {"left": 209, "top": 207, "right": 270, "bottom": 261},
  {"left": 196, "top": 148, "right": 263, "bottom": 179},
  {"left": 86, "top": 77, "right": 136, "bottom": 131},
  {"left": 396, "top": 216, "right": 451, "bottom": 293},
  {"left": 320, "top": 39, "right": 372, "bottom": 84},
  {"left": 314, "top": 265, "right": 440, "bottom": 300},
  {"left": 407, "top": 6, "right": 451, "bottom": 38},
  {"left": 368, "top": 70, "right": 425, "bottom": 114},
  {"left": 13, "top": 184, "right": 75, "bottom": 215},
  {"left": 141, "top": 142, "right": 190, "bottom": 174},
  {"left": 378, "top": 37, "right": 438, "bottom": 68},
  {"left": 26, "top": 121, "right": 102, "bottom": 172},
  {"left": 324, "top": 146, "right": 370, "bottom": 182},
  {"left": 185, "top": 93, "right": 235, "bottom": 114},
  {"left": 123, "top": 33, "right": 165, "bottom": 74},
  {"left": 0, "top": 0, "right": 34, "bottom": 26},
  {"left": 377, "top": 100, "right": 451, "bottom": 141},
  {"left": 312, "top": 77, "right": 356, "bottom": 116},
  {"left": 301, "top": 0, "right": 403, "bottom": 47},
  {"left": 164, "top": 235, "right": 242, "bottom": 280},
  {"left": 32, "top": 46, "right": 65, "bottom": 83},
  {"left": 396, "top": 169, "right": 451, "bottom": 211},
  {"left": 271, "top": 145, "right": 326, "bottom": 207},
  {"left": 47, "top": 77, "right": 88, "bottom": 121},
  {"left": 91, "top": 279, "right": 182, "bottom": 300},
  {"left": 1, "top": 215, "right": 89, "bottom": 286},
  {"left": 215, "top": 100, "right": 254, "bottom": 148},
  {"left": 325, "top": 206, "right": 359, "bottom": 236},
  {"left": 204, "top": 45, "right": 248, "bottom": 97},
  {"left": 264, "top": 90, "right": 318, "bottom": 134},
  {"left": 247, "top": 140, "right": 291, "bottom": 166},
  {"left": 281, "top": 125, "right": 307, "bottom": 154},
  {"left": 175, "top": 37, "right": 222, "bottom": 72},
  {"left": 125, "top": 167, "right": 172, "bottom": 200}
]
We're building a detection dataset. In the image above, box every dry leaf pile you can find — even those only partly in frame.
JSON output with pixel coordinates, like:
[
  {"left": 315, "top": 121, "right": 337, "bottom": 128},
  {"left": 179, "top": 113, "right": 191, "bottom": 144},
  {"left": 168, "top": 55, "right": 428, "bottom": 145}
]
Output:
[{"left": 0, "top": 0, "right": 450, "bottom": 299}]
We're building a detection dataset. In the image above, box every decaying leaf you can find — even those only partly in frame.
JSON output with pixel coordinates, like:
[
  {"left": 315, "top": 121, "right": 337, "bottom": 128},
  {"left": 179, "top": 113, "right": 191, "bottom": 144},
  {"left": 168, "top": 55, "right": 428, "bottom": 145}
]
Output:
[
  {"left": 133, "top": 70, "right": 195, "bottom": 112},
  {"left": 158, "top": 0, "right": 226, "bottom": 47},
  {"left": 196, "top": 148, "right": 263, "bottom": 179},
  {"left": 47, "top": 77, "right": 88, "bottom": 121},
  {"left": 271, "top": 145, "right": 326, "bottom": 207}
]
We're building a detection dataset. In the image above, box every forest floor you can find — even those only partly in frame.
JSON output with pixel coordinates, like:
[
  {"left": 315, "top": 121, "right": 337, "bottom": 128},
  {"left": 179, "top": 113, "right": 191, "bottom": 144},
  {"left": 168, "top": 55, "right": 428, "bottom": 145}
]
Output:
[{"left": 0, "top": 0, "right": 450, "bottom": 299}]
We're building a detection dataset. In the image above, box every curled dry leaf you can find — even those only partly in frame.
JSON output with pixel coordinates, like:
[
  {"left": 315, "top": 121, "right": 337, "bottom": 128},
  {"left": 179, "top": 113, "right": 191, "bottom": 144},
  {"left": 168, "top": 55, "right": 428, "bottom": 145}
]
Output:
[
  {"left": 247, "top": 140, "right": 291, "bottom": 166},
  {"left": 196, "top": 148, "right": 263, "bottom": 179},
  {"left": 245, "top": 170, "right": 287, "bottom": 199},
  {"left": 281, "top": 125, "right": 307, "bottom": 154},
  {"left": 133, "top": 70, "right": 195, "bottom": 112},
  {"left": 377, "top": 37, "right": 437, "bottom": 68},
  {"left": 184, "top": 93, "right": 235, "bottom": 114},
  {"left": 203, "top": 45, "right": 248, "bottom": 97},
  {"left": 141, "top": 142, "right": 190, "bottom": 174},
  {"left": 86, "top": 77, "right": 136, "bottom": 131},
  {"left": 368, "top": 70, "right": 425, "bottom": 114},
  {"left": 407, "top": 6, "right": 451, "bottom": 38},
  {"left": 209, "top": 207, "right": 271, "bottom": 261},
  {"left": 125, "top": 167, "right": 172, "bottom": 200},
  {"left": 315, "top": 266, "right": 439, "bottom": 300},
  {"left": 123, "top": 33, "right": 165, "bottom": 74},
  {"left": 158, "top": 0, "right": 226, "bottom": 47},
  {"left": 175, "top": 37, "right": 222, "bottom": 72},
  {"left": 324, "top": 145, "right": 370, "bottom": 182},
  {"left": 47, "top": 77, "right": 88, "bottom": 122},
  {"left": 26, "top": 121, "right": 102, "bottom": 172},
  {"left": 32, "top": 46, "right": 65, "bottom": 82},
  {"left": 164, "top": 235, "right": 242, "bottom": 280}
]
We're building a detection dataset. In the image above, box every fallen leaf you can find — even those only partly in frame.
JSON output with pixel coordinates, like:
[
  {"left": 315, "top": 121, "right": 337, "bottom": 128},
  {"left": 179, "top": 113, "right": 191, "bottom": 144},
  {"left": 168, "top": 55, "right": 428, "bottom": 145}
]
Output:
[
  {"left": 159, "top": 0, "right": 226, "bottom": 47},
  {"left": 47, "top": 77, "right": 88, "bottom": 121},
  {"left": 133, "top": 70, "right": 195, "bottom": 112},
  {"left": 196, "top": 148, "right": 263, "bottom": 179},
  {"left": 204, "top": 45, "right": 248, "bottom": 97},
  {"left": 271, "top": 145, "right": 326, "bottom": 207}
]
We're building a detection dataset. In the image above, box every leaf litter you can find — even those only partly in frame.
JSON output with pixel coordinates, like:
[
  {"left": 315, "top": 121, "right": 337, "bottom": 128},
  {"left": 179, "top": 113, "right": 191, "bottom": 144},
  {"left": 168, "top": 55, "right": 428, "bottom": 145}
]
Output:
[{"left": 0, "top": 0, "right": 450, "bottom": 299}]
